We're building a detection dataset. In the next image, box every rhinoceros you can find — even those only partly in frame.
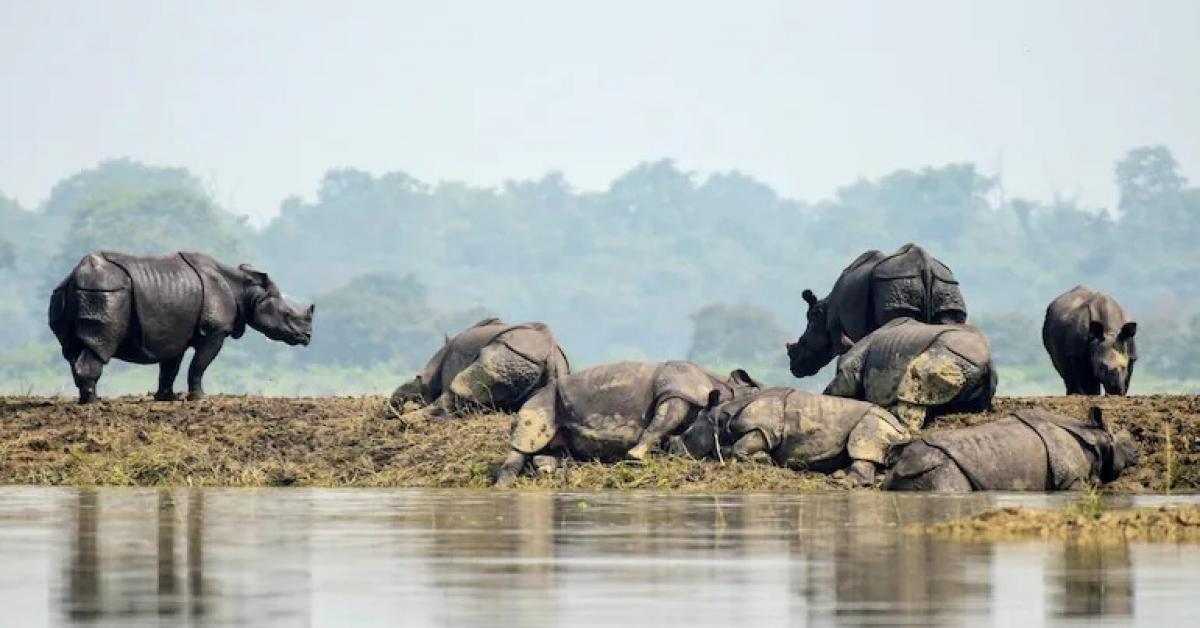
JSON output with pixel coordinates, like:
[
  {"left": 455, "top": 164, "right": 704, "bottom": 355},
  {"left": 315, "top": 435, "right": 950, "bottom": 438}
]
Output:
[
  {"left": 1043, "top": 286, "right": 1137, "bottom": 396},
  {"left": 494, "top": 361, "right": 760, "bottom": 486},
  {"left": 882, "top": 408, "right": 1138, "bottom": 492},
  {"left": 48, "top": 251, "right": 313, "bottom": 404},
  {"left": 667, "top": 387, "right": 910, "bottom": 485},
  {"left": 787, "top": 243, "right": 967, "bottom": 377},
  {"left": 391, "top": 317, "right": 570, "bottom": 418},
  {"left": 824, "top": 318, "right": 997, "bottom": 430}
]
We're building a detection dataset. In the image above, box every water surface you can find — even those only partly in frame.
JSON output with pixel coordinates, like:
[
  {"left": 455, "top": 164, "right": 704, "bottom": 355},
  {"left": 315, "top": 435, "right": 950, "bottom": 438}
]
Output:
[{"left": 0, "top": 487, "right": 1197, "bottom": 627}]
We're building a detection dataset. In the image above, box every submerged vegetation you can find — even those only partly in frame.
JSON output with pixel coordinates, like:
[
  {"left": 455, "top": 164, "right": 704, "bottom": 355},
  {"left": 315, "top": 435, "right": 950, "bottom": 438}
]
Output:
[
  {"left": 0, "top": 394, "right": 1196, "bottom": 491},
  {"left": 922, "top": 505, "right": 1200, "bottom": 542}
]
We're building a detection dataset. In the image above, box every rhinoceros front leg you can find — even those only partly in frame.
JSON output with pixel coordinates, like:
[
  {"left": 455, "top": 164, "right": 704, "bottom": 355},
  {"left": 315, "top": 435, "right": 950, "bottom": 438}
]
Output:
[
  {"left": 628, "top": 398, "right": 694, "bottom": 461},
  {"left": 71, "top": 347, "right": 104, "bottom": 405},
  {"left": 495, "top": 451, "right": 529, "bottom": 487},
  {"left": 186, "top": 333, "right": 226, "bottom": 400},
  {"left": 728, "top": 430, "right": 769, "bottom": 459},
  {"left": 154, "top": 354, "right": 185, "bottom": 401}
]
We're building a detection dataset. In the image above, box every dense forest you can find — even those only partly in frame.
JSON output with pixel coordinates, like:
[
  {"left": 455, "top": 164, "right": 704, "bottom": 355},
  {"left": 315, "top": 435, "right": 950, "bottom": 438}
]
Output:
[{"left": 1, "top": 147, "right": 1198, "bottom": 396}]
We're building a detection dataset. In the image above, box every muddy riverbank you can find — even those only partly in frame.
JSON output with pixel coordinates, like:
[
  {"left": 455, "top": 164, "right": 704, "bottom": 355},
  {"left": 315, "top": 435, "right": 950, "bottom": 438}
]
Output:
[{"left": 0, "top": 395, "right": 1196, "bottom": 490}]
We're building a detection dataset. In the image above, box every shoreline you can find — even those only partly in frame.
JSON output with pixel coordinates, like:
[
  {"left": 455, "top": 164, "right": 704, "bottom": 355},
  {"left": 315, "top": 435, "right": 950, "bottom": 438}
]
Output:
[{"left": 0, "top": 394, "right": 1196, "bottom": 492}]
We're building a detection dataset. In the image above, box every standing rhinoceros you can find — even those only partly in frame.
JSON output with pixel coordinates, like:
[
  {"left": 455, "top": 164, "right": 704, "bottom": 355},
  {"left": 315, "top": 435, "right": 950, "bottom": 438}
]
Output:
[
  {"left": 390, "top": 317, "right": 569, "bottom": 418},
  {"left": 882, "top": 408, "right": 1138, "bottom": 492},
  {"left": 787, "top": 243, "right": 967, "bottom": 378},
  {"left": 667, "top": 387, "right": 910, "bottom": 486},
  {"left": 824, "top": 318, "right": 997, "bottom": 430},
  {"left": 48, "top": 251, "right": 314, "bottom": 404},
  {"left": 1043, "top": 286, "right": 1137, "bottom": 395},
  {"left": 494, "top": 361, "right": 760, "bottom": 486}
]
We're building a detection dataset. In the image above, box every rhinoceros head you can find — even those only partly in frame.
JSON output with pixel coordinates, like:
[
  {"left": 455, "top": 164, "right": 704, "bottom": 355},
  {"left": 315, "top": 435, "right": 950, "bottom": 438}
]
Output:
[
  {"left": 1088, "top": 408, "right": 1139, "bottom": 482},
  {"left": 240, "top": 265, "right": 314, "bottom": 346},
  {"left": 787, "top": 289, "right": 836, "bottom": 378},
  {"left": 1087, "top": 321, "right": 1137, "bottom": 396}
]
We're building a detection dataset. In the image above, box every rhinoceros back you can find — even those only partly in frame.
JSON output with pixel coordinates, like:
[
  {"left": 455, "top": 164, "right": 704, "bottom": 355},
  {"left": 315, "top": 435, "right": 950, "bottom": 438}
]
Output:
[
  {"left": 855, "top": 319, "right": 949, "bottom": 405},
  {"left": 556, "top": 362, "right": 661, "bottom": 459},
  {"left": 871, "top": 244, "right": 966, "bottom": 327},
  {"left": 101, "top": 252, "right": 204, "bottom": 360},
  {"left": 909, "top": 417, "right": 1047, "bottom": 490},
  {"left": 52, "top": 253, "right": 134, "bottom": 362},
  {"left": 776, "top": 389, "right": 884, "bottom": 470}
]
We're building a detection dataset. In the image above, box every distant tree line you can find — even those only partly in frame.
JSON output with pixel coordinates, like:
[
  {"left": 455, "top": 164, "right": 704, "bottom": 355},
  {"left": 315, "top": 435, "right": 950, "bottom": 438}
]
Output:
[{"left": 1, "top": 147, "right": 1198, "bottom": 393}]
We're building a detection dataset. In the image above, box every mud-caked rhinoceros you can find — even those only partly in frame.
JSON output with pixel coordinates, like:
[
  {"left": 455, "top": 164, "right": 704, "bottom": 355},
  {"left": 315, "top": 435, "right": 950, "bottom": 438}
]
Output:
[
  {"left": 667, "top": 387, "right": 910, "bottom": 485},
  {"left": 391, "top": 317, "right": 569, "bottom": 418},
  {"left": 48, "top": 251, "right": 314, "bottom": 404},
  {"left": 1043, "top": 286, "right": 1137, "bottom": 396},
  {"left": 882, "top": 408, "right": 1138, "bottom": 492},
  {"left": 787, "top": 243, "right": 967, "bottom": 377},
  {"left": 824, "top": 318, "right": 997, "bottom": 430},
  {"left": 494, "top": 361, "right": 760, "bottom": 486}
]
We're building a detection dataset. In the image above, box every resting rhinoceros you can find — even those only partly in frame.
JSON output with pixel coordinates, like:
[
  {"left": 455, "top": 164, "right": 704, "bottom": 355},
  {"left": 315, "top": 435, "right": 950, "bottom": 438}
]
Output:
[
  {"left": 1043, "top": 286, "right": 1137, "bottom": 396},
  {"left": 824, "top": 318, "right": 997, "bottom": 430},
  {"left": 48, "top": 251, "right": 313, "bottom": 404},
  {"left": 390, "top": 317, "right": 569, "bottom": 418},
  {"left": 882, "top": 408, "right": 1138, "bottom": 492},
  {"left": 667, "top": 387, "right": 910, "bottom": 486},
  {"left": 494, "top": 361, "right": 760, "bottom": 486},
  {"left": 787, "top": 243, "right": 966, "bottom": 377}
]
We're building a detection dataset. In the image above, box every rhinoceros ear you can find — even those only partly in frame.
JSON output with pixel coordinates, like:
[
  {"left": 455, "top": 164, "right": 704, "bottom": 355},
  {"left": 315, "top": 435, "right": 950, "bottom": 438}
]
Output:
[
  {"left": 802, "top": 289, "right": 818, "bottom": 307},
  {"left": 728, "top": 369, "right": 762, "bottom": 390},
  {"left": 1118, "top": 322, "right": 1137, "bottom": 341},
  {"left": 705, "top": 389, "right": 723, "bottom": 410},
  {"left": 1089, "top": 407, "right": 1109, "bottom": 431},
  {"left": 1088, "top": 321, "right": 1106, "bottom": 341},
  {"left": 238, "top": 264, "right": 271, "bottom": 287},
  {"left": 304, "top": 304, "right": 315, "bottom": 319}
]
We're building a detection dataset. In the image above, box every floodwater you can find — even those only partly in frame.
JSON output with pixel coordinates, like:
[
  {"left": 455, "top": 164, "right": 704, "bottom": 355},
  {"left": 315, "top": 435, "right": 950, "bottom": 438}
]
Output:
[{"left": 0, "top": 488, "right": 1198, "bottom": 627}]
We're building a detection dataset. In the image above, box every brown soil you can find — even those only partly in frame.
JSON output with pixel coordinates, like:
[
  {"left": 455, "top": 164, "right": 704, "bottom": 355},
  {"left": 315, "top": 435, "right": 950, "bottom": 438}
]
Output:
[
  {"left": 921, "top": 505, "right": 1200, "bottom": 542},
  {"left": 0, "top": 394, "right": 1196, "bottom": 490}
]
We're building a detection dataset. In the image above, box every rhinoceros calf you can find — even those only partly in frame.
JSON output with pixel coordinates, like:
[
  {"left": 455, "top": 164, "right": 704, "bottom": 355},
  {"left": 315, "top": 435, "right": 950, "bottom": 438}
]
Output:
[
  {"left": 667, "top": 387, "right": 909, "bottom": 485},
  {"left": 391, "top": 318, "right": 569, "bottom": 418},
  {"left": 494, "top": 361, "right": 759, "bottom": 486},
  {"left": 48, "top": 251, "right": 314, "bottom": 404},
  {"left": 787, "top": 243, "right": 967, "bottom": 377},
  {"left": 824, "top": 318, "right": 997, "bottom": 430},
  {"left": 1043, "top": 286, "right": 1137, "bottom": 395},
  {"left": 883, "top": 408, "right": 1138, "bottom": 492}
]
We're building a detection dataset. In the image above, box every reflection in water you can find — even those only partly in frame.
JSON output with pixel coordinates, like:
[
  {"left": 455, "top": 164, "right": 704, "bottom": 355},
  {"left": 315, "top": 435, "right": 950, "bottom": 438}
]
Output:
[
  {"left": 1053, "top": 542, "right": 1134, "bottom": 618},
  {"left": 0, "top": 487, "right": 1193, "bottom": 626}
]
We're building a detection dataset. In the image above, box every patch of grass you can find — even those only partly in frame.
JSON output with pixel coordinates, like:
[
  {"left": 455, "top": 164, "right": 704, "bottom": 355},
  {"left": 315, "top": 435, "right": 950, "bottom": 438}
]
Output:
[{"left": 919, "top": 505, "right": 1200, "bottom": 543}]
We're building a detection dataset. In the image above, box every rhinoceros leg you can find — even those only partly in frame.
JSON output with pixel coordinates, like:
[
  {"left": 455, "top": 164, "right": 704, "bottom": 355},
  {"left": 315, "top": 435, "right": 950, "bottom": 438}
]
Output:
[
  {"left": 71, "top": 347, "right": 104, "bottom": 404},
  {"left": 495, "top": 451, "right": 529, "bottom": 487},
  {"left": 154, "top": 354, "right": 185, "bottom": 401},
  {"left": 628, "top": 398, "right": 694, "bottom": 461},
  {"left": 186, "top": 333, "right": 226, "bottom": 400},
  {"left": 728, "top": 430, "right": 770, "bottom": 459}
]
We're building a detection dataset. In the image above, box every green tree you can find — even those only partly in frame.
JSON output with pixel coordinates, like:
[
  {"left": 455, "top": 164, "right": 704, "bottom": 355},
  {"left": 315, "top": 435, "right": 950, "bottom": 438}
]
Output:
[{"left": 50, "top": 188, "right": 248, "bottom": 285}]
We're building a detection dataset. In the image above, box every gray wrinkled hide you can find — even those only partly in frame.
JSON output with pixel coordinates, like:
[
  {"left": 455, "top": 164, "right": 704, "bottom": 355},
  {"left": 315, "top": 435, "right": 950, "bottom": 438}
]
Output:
[
  {"left": 830, "top": 243, "right": 966, "bottom": 345},
  {"left": 712, "top": 387, "right": 909, "bottom": 472},
  {"left": 788, "top": 243, "right": 967, "bottom": 377},
  {"left": 48, "top": 250, "right": 312, "bottom": 402},
  {"left": 883, "top": 409, "right": 1129, "bottom": 492},
  {"left": 1043, "top": 286, "right": 1137, "bottom": 395},
  {"left": 395, "top": 317, "right": 569, "bottom": 415},
  {"left": 825, "top": 318, "right": 996, "bottom": 424},
  {"left": 510, "top": 361, "right": 731, "bottom": 460}
]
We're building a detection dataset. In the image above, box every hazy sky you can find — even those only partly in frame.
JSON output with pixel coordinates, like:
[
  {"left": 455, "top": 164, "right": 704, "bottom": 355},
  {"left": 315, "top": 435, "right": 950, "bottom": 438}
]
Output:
[{"left": 2, "top": 1, "right": 1197, "bottom": 223}]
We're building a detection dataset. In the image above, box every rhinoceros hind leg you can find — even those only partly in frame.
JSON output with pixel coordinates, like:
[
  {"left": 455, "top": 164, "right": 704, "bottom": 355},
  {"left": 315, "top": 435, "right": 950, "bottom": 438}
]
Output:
[
  {"left": 628, "top": 398, "right": 694, "bottom": 461},
  {"left": 186, "top": 333, "right": 226, "bottom": 400},
  {"left": 845, "top": 460, "right": 877, "bottom": 486},
  {"left": 71, "top": 348, "right": 104, "bottom": 404},
  {"left": 495, "top": 451, "right": 529, "bottom": 487},
  {"left": 154, "top": 354, "right": 184, "bottom": 401}
]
